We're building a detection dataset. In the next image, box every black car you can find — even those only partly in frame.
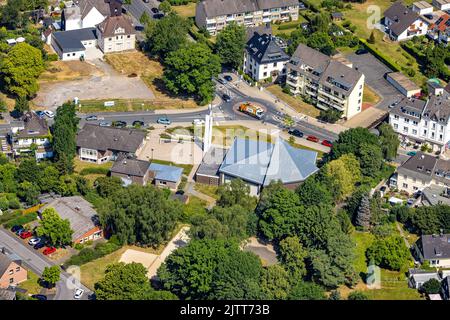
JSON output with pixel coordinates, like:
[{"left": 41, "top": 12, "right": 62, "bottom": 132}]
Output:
[
  {"left": 355, "top": 48, "right": 368, "bottom": 55},
  {"left": 222, "top": 94, "right": 231, "bottom": 102},
  {"left": 34, "top": 241, "right": 46, "bottom": 250},
  {"left": 11, "top": 225, "right": 23, "bottom": 233},
  {"left": 135, "top": 25, "right": 145, "bottom": 31},
  {"left": 223, "top": 75, "right": 233, "bottom": 82},
  {"left": 151, "top": 7, "right": 159, "bottom": 13},
  {"left": 153, "top": 13, "right": 164, "bottom": 19},
  {"left": 112, "top": 120, "right": 127, "bottom": 128},
  {"left": 132, "top": 120, "right": 145, "bottom": 127},
  {"left": 31, "top": 294, "right": 47, "bottom": 301},
  {"left": 288, "top": 129, "right": 303, "bottom": 138}
]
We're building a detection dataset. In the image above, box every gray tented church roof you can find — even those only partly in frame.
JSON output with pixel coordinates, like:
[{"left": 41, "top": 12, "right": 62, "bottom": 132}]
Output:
[{"left": 219, "top": 138, "right": 318, "bottom": 186}]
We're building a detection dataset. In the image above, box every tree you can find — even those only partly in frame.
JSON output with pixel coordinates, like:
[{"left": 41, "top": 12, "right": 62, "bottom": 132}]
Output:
[
  {"left": 17, "top": 181, "right": 40, "bottom": 206},
  {"left": 16, "top": 158, "right": 42, "bottom": 184},
  {"left": 139, "top": 11, "right": 151, "bottom": 25},
  {"left": 318, "top": 108, "right": 342, "bottom": 123},
  {"left": 348, "top": 291, "right": 369, "bottom": 300},
  {"left": 215, "top": 22, "right": 246, "bottom": 69},
  {"left": 99, "top": 185, "right": 181, "bottom": 247},
  {"left": 52, "top": 103, "right": 79, "bottom": 175},
  {"left": 39, "top": 165, "right": 61, "bottom": 193},
  {"left": 296, "top": 176, "right": 333, "bottom": 207},
  {"left": 41, "top": 266, "right": 60, "bottom": 288},
  {"left": 159, "top": 0, "right": 172, "bottom": 14},
  {"left": 366, "top": 236, "right": 410, "bottom": 271},
  {"left": 311, "top": 12, "right": 331, "bottom": 33},
  {"left": 217, "top": 178, "right": 257, "bottom": 211},
  {"left": 36, "top": 208, "right": 73, "bottom": 246},
  {"left": 278, "top": 236, "right": 308, "bottom": 282},
  {"left": 307, "top": 32, "right": 335, "bottom": 55},
  {"left": 379, "top": 122, "right": 399, "bottom": 160},
  {"left": 421, "top": 278, "right": 441, "bottom": 294},
  {"left": 322, "top": 154, "right": 361, "bottom": 201},
  {"left": 355, "top": 194, "right": 371, "bottom": 229},
  {"left": 1, "top": 42, "right": 44, "bottom": 97},
  {"left": 14, "top": 96, "right": 29, "bottom": 115},
  {"left": 358, "top": 143, "right": 383, "bottom": 178},
  {"left": 163, "top": 42, "right": 221, "bottom": 104},
  {"left": 256, "top": 181, "right": 302, "bottom": 241},
  {"left": 260, "top": 265, "right": 291, "bottom": 300},
  {"left": 368, "top": 30, "right": 376, "bottom": 44},
  {"left": 336, "top": 209, "right": 354, "bottom": 234},
  {"left": 331, "top": 127, "right": 380, "bottom": 161},
  {"left": 95, "top": 262, "right": 176, "bottom": 300},
  {"left": 158, "top": 239, "right": 263, "bottom": 299},
  {"left": 329, "top": 290, "right": 341, "bottom": 300},
  {"left": 145, "top": 13, "right": 190, "bottom": 57},
  {"left": 288, "top": 281, "right": 326, "bottom": 300},
  {"left": 95, "top": 176, "right": 123, "bottom": 198}
]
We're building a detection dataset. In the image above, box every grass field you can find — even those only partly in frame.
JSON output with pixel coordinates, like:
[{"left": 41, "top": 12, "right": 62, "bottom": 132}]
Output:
[
  {"left": 194, "top": 184, "right": 219, "bottom": 200},
  {"left": 78, "top": 99, "right": 164, "bottom": 113},
  {"left": 266, "top": 85, "right": 321, "bottom": 118},
  {"left": 73, "top": 159, "right": 112, "bottom": 182},
  {"left": 288, "top": 141, "right": 325, "bottom": 159},
  {"left": 172, "top": 2, "right": 196, "bottom": 18},
  {"left": 105, "top": 52, "right": 200, "bottom": 109},
  {"left": 271, "top": 17, "right": 307, "bottom": 36},
  {"left": 19, "top": 271, "right": 42, "bottom": 295},
  {"left": 40, "top": 60, "right": 103, "bottom": 82},
  {"left": 363, "top": 85, "right": 381, "bottom": 105}
]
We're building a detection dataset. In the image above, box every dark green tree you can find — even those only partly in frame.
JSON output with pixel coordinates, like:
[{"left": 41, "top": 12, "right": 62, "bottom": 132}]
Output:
[
  {"left": 217, "top": 178, "right": 257, "bottom": 210},
  {"left": 288, "top": 281, "right": 326, "bottom": 300},
  {"left": 421, "top": 278, "right": 441, "bottom": 294},
  {"left": 296, "top": 177, "right": 333, "bottom": 207},
  {"left": 14, "top": 96, "right": 29, "bottom": 115},
  {"left": 348, "top": 291, "right": 369, "bottom": 300},
  {"left": 366, "top": 236, "right": 410, "bottom": 271},
  {"left": 278, "top": 236, "right": 308, "bottom": 281},
  {"left": 379, "top": 123, "right": 400, "bottom": 160},
  {"left": 215, "top": 22, "right": 246, "bottom": 69},
  {"left": 260, "top": 264, "right": 291, "bottom": 300},
  {"left": 41, "top": 265, "right": 60, "bottom": 288},
  {"left": 355, "top": 194, "right": 371, "bottom": 229}
]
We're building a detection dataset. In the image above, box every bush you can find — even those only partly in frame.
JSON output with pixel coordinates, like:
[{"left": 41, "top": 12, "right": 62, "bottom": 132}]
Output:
[
  {"left": 282, "top": 85, "right": 291, "bottom": 95},
  {"left": 348, "top": 291, "right": 369, "bottom": 300},
  {"left": 64, "top": 240, "right": 121, "bottom": 267},
  {"left": 47, "top": 53, "right": 58, "bottom": 61},
  {"left": 4, "top": 212, "right": 38, "bottom": 228},
  {"left": 391, "top": 205, "right": 410, "bottom": 223},
  {"left": 79, "top": 167, "right": 110, "bottom": 176},
  {"left": 421, "top": 278, "right": 441, "bottom": 294}
]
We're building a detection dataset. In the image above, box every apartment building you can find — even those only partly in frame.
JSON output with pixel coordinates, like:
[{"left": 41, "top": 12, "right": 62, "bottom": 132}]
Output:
[
  {"left": 285, "top": 44, "right": 365, "bottom": 119},
  {"left": 389, "top": 93, "right": 450, "bottom": 152},
  {"left": 243, "top": 32, "right": 290, "bottom": 81},
  {"left": 195, "top": 0, "right": 299, "bottom": 36}
]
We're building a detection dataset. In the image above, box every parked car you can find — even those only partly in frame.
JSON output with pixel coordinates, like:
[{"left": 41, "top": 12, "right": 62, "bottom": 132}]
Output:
[
  {"left": 217, "top": 77, "right": 227, "bottom": 85},
  {"left": 406, "top": 198, "right": 415, "bottom": 207},
  {"left": 28, "top": 237, "right": 41, "bottom": 246},
  {"left": 99, "top": 121, "right": 110, "bottom": 127},
  {"left": 132, "top": 120, "right": 145, "bottom": 127},
  {"left": 35, "top": 111, "right": 45, "bottom": 118},
  {"left": 135, "top": 25, "right": 144, "bottom": 31},
  {"left": 153, "top": 13, "right": 164, "bottom": 19},
  {"left": 151, "top": 7, "right": 158, "bottom": 13},
  {"left": 223, "top": 75, "right": 233, "bottom": 82},
  {"left": 143, "top": 0, "right": 149, "bottom": 2},
  {"left": 112, "top": 120, "right": 127, "bottom": 128},
  {"left": 157, "top": 117, "right": 171, "bottom": 125},
  {"left": 288, "top": 129, "right": 303, "bottom": 138},
  {"left": 11, "top": 225, "right": 23, "bottom": 233},
  {"left": 34, "top": 241, "right": 46, "bottom": 250},
  {"left": 407, "top": 151, "right": 417, "bottom": 156},
  {"left": 321, "top": 140, "right": 333, "bottom": 147},
  {"left": 192, "top": 119, "right": 205, "bottom": 125},
  {"left": 307, "top": 135, "right": 319, "bottom": 143},
  {"left": 31, "top": 294, "right": 47, "bottom": 301},
  {"left": 85, "top": 115, "right": 97, "bottom": 121},
  {"left": 355, "top": 48, "right": 368, "bottom": 55},
  {"left": 74, "top": 288, "right": 84, "bottom": 299},
  {"left": 15, "top": 228, "right": 26, "bottom": 235},
  {"left": 44, "top": 110, "right": 54, "bottom": 118},
  {"left": 43, "top": 247, "right": 56, "bottom": 255},
  {"left": 222, "top": 94, "right": 231, "bottom": 102},
  {"left": 20, "top": 231, "right": 33, "bottom": 239}
]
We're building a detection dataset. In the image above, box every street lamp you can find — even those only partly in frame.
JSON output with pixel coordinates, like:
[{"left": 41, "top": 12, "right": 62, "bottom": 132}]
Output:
[{"left": 151, "top": 148, "right": 154, "bottom": 160}]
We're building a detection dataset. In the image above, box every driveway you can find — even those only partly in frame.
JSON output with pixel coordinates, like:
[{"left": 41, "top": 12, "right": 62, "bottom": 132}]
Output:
[
  {"left": 34, "top": 58, "right": 155, "bottom": 109},
  {"left": 345, "top": 52, "right": 404, "bottom": 110},
  {"left": 0, "top": 228, "right": 92, "bottom": 300}
]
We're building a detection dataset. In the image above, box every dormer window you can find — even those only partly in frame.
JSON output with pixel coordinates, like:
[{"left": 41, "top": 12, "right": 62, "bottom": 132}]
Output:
[{"left": 417, "top": 166, "right": 424, "bottom": 171}]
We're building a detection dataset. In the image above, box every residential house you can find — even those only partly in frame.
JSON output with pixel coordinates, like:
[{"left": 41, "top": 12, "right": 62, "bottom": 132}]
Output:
[
  {"left": 0, "top": 251, "right": 27, "bottom": 289},
  {"left": 76, "top": 124, "right": 146, "bottom": 164},
  {"left": 428, "top": 14, "right": 450, "bottom": 46},
  {"left": 383, "top": 1, "right": 428, "bottom": 41},
  {"left": 421, "top": 184, "right": 450, "bottom": 206},
  {"left": 385, "top": 72, "right": 421, "bottom": 98},
  {"left": 216, "top": 137, "right": 318, "bottom": 196},
  {"left": 110, "top": 153, "right": 151, "bottom": 186},
  {"left": 96, "top": 11, "right": 135, "bottom": 53},
  {"left": 51, "top": 27, "right": 97, "bottom": 60},
  {"left": 148, "top": 163, "right": 183, "bottom": 190},
  {"left": 39, "top": 196, "right": 103, "bottom": 244},
  {"left": 285, "top": 44, "right": 365, "bottom": 119},
  {"left": 243, "top": 32, "right": 290, "bottom": 81},
  {"left": 414, "top": 233, "right": 450, "bottom": 268},
  {"left": 433, "top": 0, "right": 450, "bottom": 11},
  {"left": 9, "top": 112, "right": 52, "bottom": 159},
  {"left": 389, "top": 93, "right": 450, "bottom": 152},
  {"left": 61, "top": 0, "right": 112, "bottom": 31},
  {"left": 195, "top": 0, "right": 300, "bottom": 36},
  {"left": 412, "top": 1, "right": 434, "bottom": 15}
]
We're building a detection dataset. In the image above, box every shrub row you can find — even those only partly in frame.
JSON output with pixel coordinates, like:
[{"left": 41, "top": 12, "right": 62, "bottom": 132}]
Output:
[
  {"left": 79, "top": 167, "right": 110, "bottom": 176},
  {"left": 63, "top": 238, "right": 121, "bottom": 267},
  {"left": 3, "top": 212, "right": 38, "bottom": 229}
]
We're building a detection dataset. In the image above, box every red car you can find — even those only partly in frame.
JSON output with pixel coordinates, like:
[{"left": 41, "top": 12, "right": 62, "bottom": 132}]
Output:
[
  {"left": 20, "top": 231, "right": 33, "bottom": 239},
  {"left": 321, "top": 140, "right": 333, "bottom": 147},
  {"left": 43, "top": 247, "right": 56, "bottom": 255},
  {"left": 307, "top": 135, "right": 319, "bottom": 143}
]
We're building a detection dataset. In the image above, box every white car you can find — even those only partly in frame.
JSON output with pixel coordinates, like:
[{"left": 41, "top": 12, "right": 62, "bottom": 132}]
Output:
[
  {"left": 192, "top": 119, "right": 205, "bottom": 125},
  {"left": 74, "top": 288, "right": 84, "bottom": 299},
  {"left": 28, "top": 237, "right": 40, "bottom": 246},
  {"left": 44, "top": 110, "right": 54, "bottom": 118}
]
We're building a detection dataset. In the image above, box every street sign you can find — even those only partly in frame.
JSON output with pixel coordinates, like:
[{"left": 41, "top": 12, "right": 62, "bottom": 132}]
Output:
[{"left": 104, "top": 101, "right": 115, "bottom": 107}]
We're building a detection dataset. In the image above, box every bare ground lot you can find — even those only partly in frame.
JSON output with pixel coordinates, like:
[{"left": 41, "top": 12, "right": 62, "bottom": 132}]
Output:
[{"left": 34, "top": 58, "right": 155, "bottom": 109}]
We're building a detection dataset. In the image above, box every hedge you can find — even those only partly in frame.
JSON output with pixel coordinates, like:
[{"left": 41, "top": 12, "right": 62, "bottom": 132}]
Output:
[
  {"left": 63, "top": 239, "right": 121, "bottom": 267},
  {"left": 79, "top": 167, "right": 110, "bottom": 176},
  {"left": 3, "top": 212, "right": 38, "bottom": 229},
  {"left": 359, "top": 38, "right": 401, "bottom": 72}
]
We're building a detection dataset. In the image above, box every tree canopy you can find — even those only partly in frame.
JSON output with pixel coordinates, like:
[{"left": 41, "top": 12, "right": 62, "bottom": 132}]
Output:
[
  {"left": 36, "top": 208, "right": 73, "bottom": 247},
  {"left": 215, "top": 22, "right": 246, "bottom": 69}
]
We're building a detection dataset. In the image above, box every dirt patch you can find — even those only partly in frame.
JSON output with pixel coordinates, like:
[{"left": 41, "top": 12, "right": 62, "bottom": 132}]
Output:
[
  {"left": 39, "top": 61, "right": 103, "bottom": 82},
  {"left": 119, "top": 249, "right": 158, "bottom": 270},
  {"left": 105, "top": 52, "right": 200, "bottom": 109}
]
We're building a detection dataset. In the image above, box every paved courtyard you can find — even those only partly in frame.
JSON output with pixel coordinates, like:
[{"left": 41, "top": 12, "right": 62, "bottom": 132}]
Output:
[{"left": 34, "top": 58, "right": 154, "bottom": 109}]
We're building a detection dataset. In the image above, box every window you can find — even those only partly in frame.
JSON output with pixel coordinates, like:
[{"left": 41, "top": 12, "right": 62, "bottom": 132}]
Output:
[
  {"left": 413, "top": 186, "right": 418, "bottom": 190},
  {"left": 109, "top": 38, "right": 112, "bottom": 41},
  {"left": 273, "top": 62, "right": 277, "bottom": 67},
  {"left": 403, "top": 183, "right": 408, "bottom": 188},
  {"left": 263, "top": 72, "right": 267, "bottom": 77},
  {"left": 394, "top": 115, "right": 399, "bottom": 120},
  {"left": 404, "top": 118, "right": 409, "bottom": 123},
  {"left": 16, "top": 267, "right": 20, "bottom": 272},
  {"left": 394, "top": 123, "right": 398, "bottom": 129},
  {"left": 9, "top": 269, "right": 13, "bottom": 275},
  {"left": 412, "top": 129, "right": 417, "bottom": 135},
  {"left": 127, "top": 35, "right": 130, "bottom": 38},
  {"left": 9, "top": 278, "right": 14, "bottom": 284}
]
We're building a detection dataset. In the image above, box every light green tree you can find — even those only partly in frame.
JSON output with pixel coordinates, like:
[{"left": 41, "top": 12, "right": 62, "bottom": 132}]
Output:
[{"left": 36, "top": 208, "right": 73, "bottom": 246}]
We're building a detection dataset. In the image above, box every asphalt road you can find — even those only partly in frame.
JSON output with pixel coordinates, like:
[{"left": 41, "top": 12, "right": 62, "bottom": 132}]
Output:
[
  {"left": 0, "top": 228, "right": 92, "bottom": 300},
  {"left": 125, "top": 0, "right": 161, "bottom": 22}
]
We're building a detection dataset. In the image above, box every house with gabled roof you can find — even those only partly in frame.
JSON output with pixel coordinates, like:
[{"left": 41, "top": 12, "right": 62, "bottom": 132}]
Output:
[
  {"left": 61, "top": 0, "right": 115, "bottom": 31},
  {"left": 428, "top": 13, "right": 450, "bottom": 46},
  {"left": 414, "top": 233, "right": 450, "bottom": 268},
  {"left": 96, "top": 9, "right": 135, "bottom": 53},
  {"left": 383, "top": 1, "right": 428, "bottom": 41},
  {"left": 0, "top": 250, "right": 27, "bottom": 289}
]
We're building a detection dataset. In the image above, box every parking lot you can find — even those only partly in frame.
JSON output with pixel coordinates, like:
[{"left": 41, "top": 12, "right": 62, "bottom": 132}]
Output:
[{"left": 345, "top": 52, "right": 404, "bottom": 110}]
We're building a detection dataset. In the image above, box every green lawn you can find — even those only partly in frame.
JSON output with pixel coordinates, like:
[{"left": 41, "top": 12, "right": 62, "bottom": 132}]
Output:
[
  {"left": 19, "top": 271, "right": 42, "bottom": 295},
  {"left": 266, "top": 85, "right": 320, "bottom": 118},
  {"left": 272, "top": 17, "right": 307, "bottom": 36},
  {"left": 194, "top": 183, "right": 219, "bottom": 200},
  {"left": 172, "top": 2, "right": 196, "bottom": 18},
  {"left": 78, "top": 99, "right": 161, "bottom": 113}
]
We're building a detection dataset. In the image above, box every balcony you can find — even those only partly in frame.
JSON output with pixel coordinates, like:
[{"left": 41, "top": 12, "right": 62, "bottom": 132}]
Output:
[
  {"left": 317, "top": 96, "right": 345, "bottom": 111},
  {"left": 318, "top": 89, "right": 345, "bottom": 104}
]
